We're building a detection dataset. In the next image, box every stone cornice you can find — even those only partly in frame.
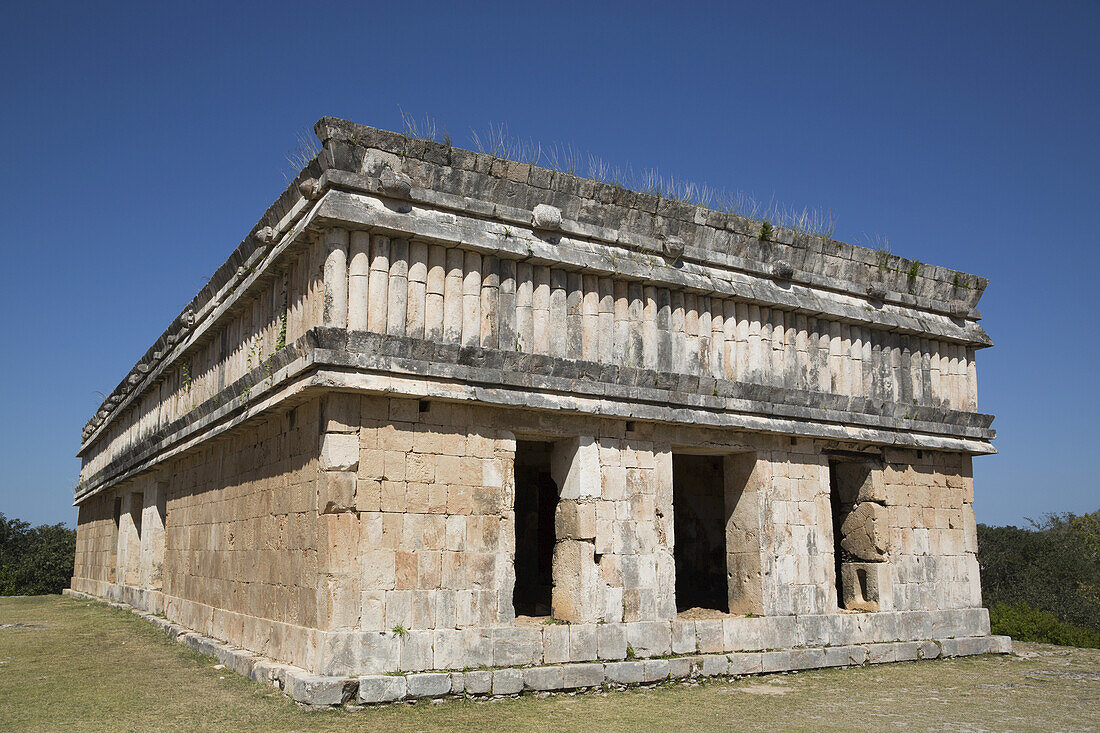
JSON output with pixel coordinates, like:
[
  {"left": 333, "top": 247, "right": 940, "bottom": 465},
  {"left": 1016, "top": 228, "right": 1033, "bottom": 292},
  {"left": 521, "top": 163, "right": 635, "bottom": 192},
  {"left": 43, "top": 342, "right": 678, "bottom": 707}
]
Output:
[{"left": 75, "top": 326, "right": 995, "bottom": 504}]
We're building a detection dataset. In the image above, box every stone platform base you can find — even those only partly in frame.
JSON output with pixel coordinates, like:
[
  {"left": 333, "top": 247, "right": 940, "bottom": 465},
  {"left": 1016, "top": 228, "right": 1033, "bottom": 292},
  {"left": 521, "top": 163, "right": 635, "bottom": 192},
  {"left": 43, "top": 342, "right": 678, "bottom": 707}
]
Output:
[{"left": 63, "top": 590, "right": 1011, "bottom": 707}]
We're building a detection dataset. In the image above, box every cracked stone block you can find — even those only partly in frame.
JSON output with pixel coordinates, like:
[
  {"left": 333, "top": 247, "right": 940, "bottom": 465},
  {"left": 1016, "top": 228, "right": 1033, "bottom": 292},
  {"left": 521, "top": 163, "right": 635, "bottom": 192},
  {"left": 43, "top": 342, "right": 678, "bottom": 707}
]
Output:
[
  {"left": 918, "top": 640, "right": 941, "bottom": 659},
  {"left": 283, "top": 672, "right": 355, "bottom": 706},
  {"left": 358, "top": 674, "right": 406, "bottom": 703},
  {"left": 866, "top": 643, "right": 897, "bottom": 664}
]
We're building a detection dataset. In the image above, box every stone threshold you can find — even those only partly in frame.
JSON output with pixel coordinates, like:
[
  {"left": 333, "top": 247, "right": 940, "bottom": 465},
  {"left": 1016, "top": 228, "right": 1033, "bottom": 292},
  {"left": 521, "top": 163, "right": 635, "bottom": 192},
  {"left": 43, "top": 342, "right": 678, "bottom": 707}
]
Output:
[{"left": 63, "top": 589, "right": 1011, "bottom": 708}]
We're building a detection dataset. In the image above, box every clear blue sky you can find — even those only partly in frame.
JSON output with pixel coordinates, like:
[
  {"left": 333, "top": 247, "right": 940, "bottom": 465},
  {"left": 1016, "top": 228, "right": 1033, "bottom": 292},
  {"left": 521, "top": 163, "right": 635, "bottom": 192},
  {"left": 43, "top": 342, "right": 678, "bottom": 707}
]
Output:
[{"left": 1, "top": 1, "right": 1096, "bottom": 528}]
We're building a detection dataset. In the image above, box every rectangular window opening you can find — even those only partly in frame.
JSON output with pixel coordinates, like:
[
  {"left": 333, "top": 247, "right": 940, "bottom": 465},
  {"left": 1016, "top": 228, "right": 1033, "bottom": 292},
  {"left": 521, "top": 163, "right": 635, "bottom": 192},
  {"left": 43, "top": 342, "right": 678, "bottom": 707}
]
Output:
[
  {"left": 513, "top": 440, "right": 558, "bottom": 617},
  {"left": 673, "top": 454, "right": 729, "bottom": 614}
]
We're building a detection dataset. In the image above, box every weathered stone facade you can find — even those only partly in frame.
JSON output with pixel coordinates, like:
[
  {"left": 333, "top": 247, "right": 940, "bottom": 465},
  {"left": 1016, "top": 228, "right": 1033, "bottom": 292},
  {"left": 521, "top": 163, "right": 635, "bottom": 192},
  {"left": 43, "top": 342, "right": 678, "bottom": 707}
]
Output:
[{"left": 71, "top": 118, "right": 1004, "bottom": 703}]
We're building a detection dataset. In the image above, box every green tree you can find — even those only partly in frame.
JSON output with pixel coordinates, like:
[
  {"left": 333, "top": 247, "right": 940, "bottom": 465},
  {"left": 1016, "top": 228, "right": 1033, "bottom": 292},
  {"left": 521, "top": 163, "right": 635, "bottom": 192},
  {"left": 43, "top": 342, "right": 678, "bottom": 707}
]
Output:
[
  {"left": 0, "top": 513, "right": 76, "bottom": 596},
  {"left": 978, "top": 509, "right": 1100, "bottom": 644}
]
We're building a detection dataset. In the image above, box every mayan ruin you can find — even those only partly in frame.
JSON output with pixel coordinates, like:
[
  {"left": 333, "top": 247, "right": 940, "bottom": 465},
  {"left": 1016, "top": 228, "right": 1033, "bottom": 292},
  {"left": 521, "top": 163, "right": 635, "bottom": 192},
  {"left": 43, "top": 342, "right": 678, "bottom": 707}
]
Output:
[{"left": 67, "top": 116, "right": 1009, "bottom": 705}]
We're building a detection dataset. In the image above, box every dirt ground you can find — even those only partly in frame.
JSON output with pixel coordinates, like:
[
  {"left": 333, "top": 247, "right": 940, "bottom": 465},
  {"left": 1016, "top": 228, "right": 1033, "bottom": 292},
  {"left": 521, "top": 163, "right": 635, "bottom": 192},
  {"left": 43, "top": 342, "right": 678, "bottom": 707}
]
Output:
[{"left": 1, "top": 595, "right": 1097, "bottom": 732}]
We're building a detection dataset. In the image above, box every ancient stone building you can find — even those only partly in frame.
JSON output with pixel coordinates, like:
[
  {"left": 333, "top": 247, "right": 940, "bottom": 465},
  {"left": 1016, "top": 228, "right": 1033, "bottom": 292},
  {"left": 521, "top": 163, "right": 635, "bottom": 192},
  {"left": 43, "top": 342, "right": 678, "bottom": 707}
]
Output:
[{"left": 69, "top": 117, "right": 1007, "bottom": 704}]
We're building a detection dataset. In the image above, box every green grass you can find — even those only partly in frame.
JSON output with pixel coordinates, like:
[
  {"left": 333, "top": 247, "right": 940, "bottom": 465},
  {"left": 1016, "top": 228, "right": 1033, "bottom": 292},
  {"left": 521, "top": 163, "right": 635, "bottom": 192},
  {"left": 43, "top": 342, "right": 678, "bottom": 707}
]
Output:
[{"left": 2, "top": 596, "right": 1099, "bottom": 732}]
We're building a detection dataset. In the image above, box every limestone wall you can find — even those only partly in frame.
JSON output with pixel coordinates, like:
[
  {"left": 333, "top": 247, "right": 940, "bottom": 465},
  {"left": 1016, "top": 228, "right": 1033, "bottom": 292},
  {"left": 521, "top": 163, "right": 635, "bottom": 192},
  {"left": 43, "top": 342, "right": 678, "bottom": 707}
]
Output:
[
  {"left": 72, "top": 388, "right": 985, "bottom": 676},
  {"left": 78, "top": 246, "right": 321, "bottom": 485}
]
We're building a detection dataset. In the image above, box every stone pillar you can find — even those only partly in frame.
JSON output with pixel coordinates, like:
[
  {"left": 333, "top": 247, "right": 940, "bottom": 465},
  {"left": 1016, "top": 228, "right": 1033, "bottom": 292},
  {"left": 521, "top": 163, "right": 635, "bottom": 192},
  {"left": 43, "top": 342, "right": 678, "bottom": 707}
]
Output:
[
  {"left": 145, "top": 479, "right": 168, "bottom": 592},
  {"left": 548, "top": 437, "right": 601, "bottom": 622},
  {"left": 348, "top": 230, "right": 370, "bottom": 331},
  {"left": 322, "top": 228, "right": 349, "bottom": 328},
  {"left": 386, "top": 239, "right": 409, "bottom": 337},
  {"left": 724, "top": 453, "right": 765, "bottom": 615},
  {"left": 367, "top": 235, "right": 390, "bottom": 332},
  {"left": 317, "top": 393, "right": 361, "bottom": 631}
]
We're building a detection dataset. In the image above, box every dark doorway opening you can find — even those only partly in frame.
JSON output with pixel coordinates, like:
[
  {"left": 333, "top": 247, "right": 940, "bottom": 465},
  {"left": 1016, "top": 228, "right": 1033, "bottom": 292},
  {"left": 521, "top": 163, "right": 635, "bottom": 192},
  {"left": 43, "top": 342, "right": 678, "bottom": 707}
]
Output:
[
  {"left": 513, "top": 441, "right": 558, "bottom": 616},
  {"left": 673, "top": 454, "right": 729, "bottom": 613}
]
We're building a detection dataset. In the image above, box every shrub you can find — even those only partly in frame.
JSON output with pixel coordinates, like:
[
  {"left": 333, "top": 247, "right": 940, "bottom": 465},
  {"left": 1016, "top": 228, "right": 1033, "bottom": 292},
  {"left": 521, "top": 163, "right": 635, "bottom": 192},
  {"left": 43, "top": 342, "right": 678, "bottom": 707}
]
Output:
[
  {"left": 989, "top": 602, "right": 1100, "bottom": 648},
  {"left": 0, "top": 513, "right": 75, "bottom": 596},
  {"left": 978, "top": 510, "right": 1100, "bottom": 646}
]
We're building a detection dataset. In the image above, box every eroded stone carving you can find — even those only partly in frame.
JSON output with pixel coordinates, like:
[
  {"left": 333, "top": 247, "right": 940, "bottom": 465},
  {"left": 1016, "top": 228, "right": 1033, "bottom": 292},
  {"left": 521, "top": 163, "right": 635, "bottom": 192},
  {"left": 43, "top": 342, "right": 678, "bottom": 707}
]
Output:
[{"left": 532, "top": 204, "right": 562, "bottom": 230}]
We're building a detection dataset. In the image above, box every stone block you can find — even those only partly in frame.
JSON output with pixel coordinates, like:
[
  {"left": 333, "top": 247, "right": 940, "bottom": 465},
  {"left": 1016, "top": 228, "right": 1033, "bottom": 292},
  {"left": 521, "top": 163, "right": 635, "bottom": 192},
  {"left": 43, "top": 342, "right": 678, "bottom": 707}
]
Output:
[
  {"left": 449, "top": 672, "right": 465, "bottom": 695},
  {"left": 761, "top": 651, "right": 790, "bottom": 673},
  {"left": 491, "top": 668, "right": 524, "bottom": 695},
  {"left": 604, "top": 661, "right": 645, "bottom": 685},
  {"left": 551, "top": 436, "right": 601, "bottom": 499},
  {"left": 895, "top": 641, "right": 921, "bottom": 662},
  {"left": 866, "top": 642, "right": 897, "bottom": 664},
  {"left": 990, "top": 635, "right": 1012, "bottom": 654},
  {"left": 626, "top": 621, "right": 671, "bottom": 657},
  {"left": 283, "top": 672, "right": 355, "bottom": 706},
  {"left": 726, "top": 652, "right": 763, "bottom": 676},
  {"left": 562, "top": 662, "right": 605, "bottom": 689},
  {"left": 524, "top": 666, "right": 565, "bottom": 691},
  {"left": 556, "top": 500, "right": 597, "bottom": 540},
  {"left": 598, "top": 623, "right": 627, "bottom": 660},
  {"left": 406, "top": 672, "right": 451, "bottom": 698},
  {"left": 918, "top": 640, "right": 941, "bottom": 660},
  {"left": 940, "top": 636, "right": 992, "bottom": 657},
  {"left": 493, "top": 627, "right": 543, "bottom": 667},
  {"left": 569, "top": 624, "right": 598, "bottom": 661},
  {"left": 320, "top": 433, "right": 360, "bottom": 472},
  {"left": 671, "top": 620, "right": 696, "bottom": 654},
  {"left": 822, "top": 646, "right": 850, "bottom": 668},
  {"left": 463, "top": 670, "right": 493, "bottom": 695},
  {"left": 543, "top": 623, "right": 570, "bottom": 664},
  {"left": 399, "top": 630, "right": 435, "bottom": 671},
  {"left": 643, "top": 658, "right": 670, "bottom": 682},
  {"left": 695, "top": 619, "right": 723, "bottom": 653},
  {"left": 552, "top": 539, "right": 598, "bottom": 622},
  {"left": 668, "top": 656, "right": 698, "bottom": 679},
  {"left": 323, "top": 393, "right": 361, "bottom": 433},
  {"left": 789, "top": 647, "right": 826, "bottom": 670},
  {"left": 358, "top": 674, "right": 406, "bottom": 704},
  {"left": 700, "top": 654, "right": 729, "bottom": 677}
]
